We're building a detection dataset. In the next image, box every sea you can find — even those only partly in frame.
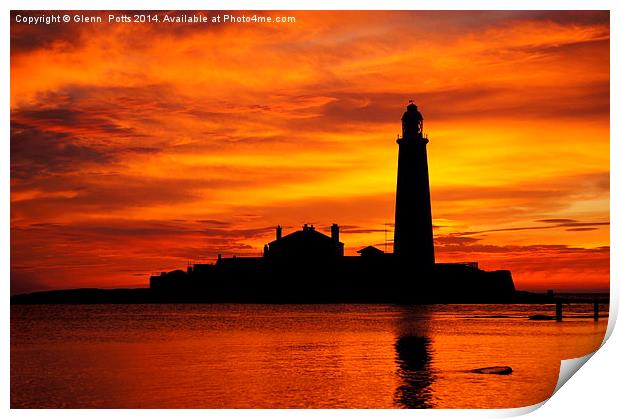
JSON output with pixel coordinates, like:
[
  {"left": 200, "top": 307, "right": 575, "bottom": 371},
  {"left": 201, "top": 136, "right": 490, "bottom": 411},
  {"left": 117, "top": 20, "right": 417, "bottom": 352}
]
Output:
[{"left": 10, "top": 303, "right": 608, "bottom": 408}]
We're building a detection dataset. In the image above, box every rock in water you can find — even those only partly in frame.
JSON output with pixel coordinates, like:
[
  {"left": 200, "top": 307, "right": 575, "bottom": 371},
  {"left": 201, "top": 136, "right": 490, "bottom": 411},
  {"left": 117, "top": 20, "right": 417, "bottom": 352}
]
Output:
[
  {"left": 471, "top": 366, "right": 513, "bottom": 375},
  {"left": 529, "top": 314, "right": 555, "bottom": 320}
]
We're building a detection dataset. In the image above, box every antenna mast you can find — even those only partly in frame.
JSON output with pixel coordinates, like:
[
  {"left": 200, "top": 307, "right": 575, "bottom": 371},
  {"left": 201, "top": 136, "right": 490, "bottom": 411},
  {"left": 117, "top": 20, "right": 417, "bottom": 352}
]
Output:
[{"left": 384, "top": 223, "right": 387, "bottom": 253}]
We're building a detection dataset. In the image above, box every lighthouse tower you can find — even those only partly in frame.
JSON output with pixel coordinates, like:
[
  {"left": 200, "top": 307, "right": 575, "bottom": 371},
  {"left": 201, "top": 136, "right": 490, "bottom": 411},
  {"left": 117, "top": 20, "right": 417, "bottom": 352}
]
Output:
[{"left": 393, "top": 101, "right": 435, "bottom": 267}]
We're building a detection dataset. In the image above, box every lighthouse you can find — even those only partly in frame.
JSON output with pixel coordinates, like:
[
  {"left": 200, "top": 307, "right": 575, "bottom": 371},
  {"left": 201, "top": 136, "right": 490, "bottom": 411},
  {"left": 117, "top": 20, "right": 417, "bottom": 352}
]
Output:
[{"left": 393, "top": 101, "right": 435, "bottom": 267}]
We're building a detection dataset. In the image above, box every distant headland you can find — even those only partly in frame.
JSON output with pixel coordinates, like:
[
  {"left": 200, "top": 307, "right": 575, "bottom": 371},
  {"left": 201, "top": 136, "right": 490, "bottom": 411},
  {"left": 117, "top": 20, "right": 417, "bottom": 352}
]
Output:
[{"left": 11, "top": 102, "right": 554, "bottom": 305}]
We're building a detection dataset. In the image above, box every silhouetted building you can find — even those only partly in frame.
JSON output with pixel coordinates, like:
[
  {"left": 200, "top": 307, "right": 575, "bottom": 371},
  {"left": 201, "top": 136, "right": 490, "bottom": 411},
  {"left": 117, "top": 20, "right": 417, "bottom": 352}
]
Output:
[
  {"left": 357, "top": 246, "right": 385, "bottom": 258},
  {"left": 394, "top": 101, "right": 435, "bottom": 266},
  {"left": 264, "top": 224, "right": 344, "bottom": 260},
  {"left": 147, "top": 102, "right": 516, "bottom": 303}
]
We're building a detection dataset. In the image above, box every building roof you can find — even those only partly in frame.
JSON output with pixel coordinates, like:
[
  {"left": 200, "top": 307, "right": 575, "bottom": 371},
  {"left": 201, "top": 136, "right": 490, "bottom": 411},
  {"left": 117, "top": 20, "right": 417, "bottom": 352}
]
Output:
[
  {"left": 268, "top": 225, "right": 342, "bottom": 247},
  {"left": 357, "top": 246, "right": 385, "bottom": 256},
  {"left": 266, "top": 224, "right": 344, "bottom": 259},
  {"left": 215, "top": 256, "right": 262, "bottom": 268}
]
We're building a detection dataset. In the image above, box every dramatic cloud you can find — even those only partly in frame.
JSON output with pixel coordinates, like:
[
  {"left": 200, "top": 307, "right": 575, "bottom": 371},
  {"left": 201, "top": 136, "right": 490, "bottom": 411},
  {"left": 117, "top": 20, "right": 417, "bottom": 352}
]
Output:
[{"left": 10, "top": 11, "right": 609, "bottom": 293}]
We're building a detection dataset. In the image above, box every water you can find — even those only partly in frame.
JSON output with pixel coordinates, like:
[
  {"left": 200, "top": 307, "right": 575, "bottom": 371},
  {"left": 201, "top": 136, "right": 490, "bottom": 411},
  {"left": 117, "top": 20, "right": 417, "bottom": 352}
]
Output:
[{"left": 11, "top": 304, "right": 607, "bottom": 408}]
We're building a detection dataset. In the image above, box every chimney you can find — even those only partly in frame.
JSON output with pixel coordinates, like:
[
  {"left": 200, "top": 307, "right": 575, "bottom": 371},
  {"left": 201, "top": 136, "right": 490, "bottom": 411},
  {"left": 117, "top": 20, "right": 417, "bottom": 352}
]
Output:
[
  {"left": 276, "top": 225, "right": 282, "bottom": 240},
  {"left": 331, "top": 223, "right": 340, "bottom": 242}
]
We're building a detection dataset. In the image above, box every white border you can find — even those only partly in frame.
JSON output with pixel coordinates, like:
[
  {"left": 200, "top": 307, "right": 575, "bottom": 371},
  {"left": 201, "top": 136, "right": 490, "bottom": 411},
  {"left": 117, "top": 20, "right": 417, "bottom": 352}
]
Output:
[{"left": 3, "top": 1, "right": 617, "bottom": 418}]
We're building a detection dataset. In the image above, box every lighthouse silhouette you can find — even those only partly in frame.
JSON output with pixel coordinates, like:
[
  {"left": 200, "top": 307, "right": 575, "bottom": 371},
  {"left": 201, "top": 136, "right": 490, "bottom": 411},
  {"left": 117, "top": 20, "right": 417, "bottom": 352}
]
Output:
[{"left": 393, "top": 101, "right": 435, "bottom": 267}]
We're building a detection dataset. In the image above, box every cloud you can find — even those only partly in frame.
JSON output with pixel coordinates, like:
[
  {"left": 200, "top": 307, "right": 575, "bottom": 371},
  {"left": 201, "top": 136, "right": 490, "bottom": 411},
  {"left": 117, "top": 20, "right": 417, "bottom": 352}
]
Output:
[
  {"left": 439, "top": 218, "right": 609, "bottom": 238},
  {"left": 339, "top": 225, "right": 387, "bottom": 234},
  {"left": 10, "top": 122, "right": 112, "bottom": 179},
  {"left": 11, "top": 11, "right": 84, "bottom": 53},
  {"left": 10, "top": 269, "right": 53, "bottom": 295},
  {"left": 10, "top": 11, "right": 609, "bottom": 293},
  {"left": 436, "top": 239, "right": 609, "bottom": 255},
  {"left": 435, "top": 236, "right": 481, "bottom": 245},
  {"left": 556, "top": 222, "right": 609, "bottom": 228},
  {"left": 537, "top": 218, "right": 578, "bottom": 224},
  {"left": 196, "top": 219, "right": 232, "bottom": 226}
]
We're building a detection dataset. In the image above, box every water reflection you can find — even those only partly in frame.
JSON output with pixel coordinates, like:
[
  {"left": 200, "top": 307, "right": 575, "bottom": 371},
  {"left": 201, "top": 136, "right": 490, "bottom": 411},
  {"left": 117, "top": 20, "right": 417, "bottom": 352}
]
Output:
[
  {"left": 394, "top": 308, "right": 435, "bottom": 408},
  {"left": 394, "top": 335, "right": 434, "bottom": 408}
]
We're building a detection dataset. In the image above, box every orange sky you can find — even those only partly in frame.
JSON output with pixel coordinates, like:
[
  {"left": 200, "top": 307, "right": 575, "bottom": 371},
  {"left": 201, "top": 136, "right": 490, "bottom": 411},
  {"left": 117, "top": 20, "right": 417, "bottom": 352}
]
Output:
[{"left": 10, "top": 11, "right": 609, "bottom": 294}]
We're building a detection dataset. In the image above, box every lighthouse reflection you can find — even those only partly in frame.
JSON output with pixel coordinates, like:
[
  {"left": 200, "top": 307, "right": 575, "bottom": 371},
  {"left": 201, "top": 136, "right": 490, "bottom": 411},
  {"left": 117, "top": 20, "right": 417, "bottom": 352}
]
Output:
[{"left": 394, "top": 309, "right": 435, "bottom": 408}]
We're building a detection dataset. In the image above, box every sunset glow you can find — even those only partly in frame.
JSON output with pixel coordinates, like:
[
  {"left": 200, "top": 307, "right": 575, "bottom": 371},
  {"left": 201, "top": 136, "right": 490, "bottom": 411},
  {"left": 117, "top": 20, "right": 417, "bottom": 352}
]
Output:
[{"left": 10, "top": 11, "right": 609, "bottom": 293}]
